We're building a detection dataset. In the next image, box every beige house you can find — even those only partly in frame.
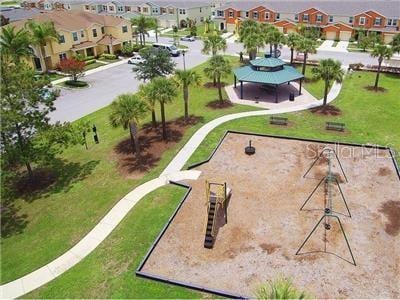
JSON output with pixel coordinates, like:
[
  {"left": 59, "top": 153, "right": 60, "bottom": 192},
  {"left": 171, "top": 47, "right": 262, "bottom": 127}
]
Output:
[{"left": 10, "top": 10, "right": 133, "bottom": 71}]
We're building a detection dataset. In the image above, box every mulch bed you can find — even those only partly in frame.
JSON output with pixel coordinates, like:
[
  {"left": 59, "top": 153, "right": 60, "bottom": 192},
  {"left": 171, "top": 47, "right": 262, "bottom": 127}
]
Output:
[
  {"left": 364, "top": 86, "right": 387, "bottom": 93},
  {"left": 113, "top": 116, "right": 202, "bottom": 179},
  {"left": 203, "top": 82, "right": 227, "bottom": 89},
  {"left": 206, "top": 100, "right": 234, "bottom": 109},
  {"left": 310, "top": 105, "right": 342, "bottom": 116}
]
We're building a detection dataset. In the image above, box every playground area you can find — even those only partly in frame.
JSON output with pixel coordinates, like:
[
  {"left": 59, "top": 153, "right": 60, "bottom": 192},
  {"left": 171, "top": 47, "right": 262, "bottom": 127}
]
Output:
[{"left": 139, "top": 132, "right": 400, "bottom": 298}]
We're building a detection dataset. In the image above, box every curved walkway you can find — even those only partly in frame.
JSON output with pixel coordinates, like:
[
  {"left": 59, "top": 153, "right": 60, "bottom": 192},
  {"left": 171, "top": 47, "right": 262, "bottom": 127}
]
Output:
[{"left": 1, "top": 81, "right": 342, "bottom": 299}]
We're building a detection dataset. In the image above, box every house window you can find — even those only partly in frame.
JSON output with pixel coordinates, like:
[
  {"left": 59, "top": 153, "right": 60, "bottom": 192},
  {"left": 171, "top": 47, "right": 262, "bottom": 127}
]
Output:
[
  {"left": 80, "top": 30, "right": 84, "bottom": 38},
  {"left": 101, "top": 26, "right": 105, "bottom": 34},
  {"left": 349, "top": 16, "right": 353, "bottom": 24},
  {"left": 217, "top": 10, "right": 223, "bottom": 17},
  {"left": 125, "top": 6, "right": 130, "bottom": 11},
  {"left": 138, "top": 7, "right": 141, "bottom": 12},
  {"left": 102, "top": 5, "right": 107, "bottom": 11},
  {"left": 303, "top": 14, "right": 309, "bottom": 21},
  {"left": 72, "top": 32, "right": 78, "bottom": 42},
  {"left": 200, "top": 7, "right": 202, "bottom": 13},
  {"left": 122, "top": 25, "right": 128, "bottom": 33},
  {"left": 179, "top": 9, "right": 186, "bottom": 14},
  {"left": 91, "top": 5, "right": 96, "bottom": 10},
  {"left": 265, "top": 12, "right": 269, "bottom": 19},
  {"left": 294, "top": 14, "right": 298, "bottom": 21},
  {"left": 387, "top": 18, "right": 398, "bottom": 26},
  {"left": 58, "top": 34, "right": 65, "bottom": 43},
  {"left": 152, "top": 7, "right": 158, "bottom": 14},
  {"left": 329, "top": 15, "right": 333, "bottom": 22},
  {"left": 109, "top": 5, "right": 114, "bottom": 11},
  {"left": 229, "top": 11, "right": 233, "bottom": 18},
  {"left": 200, "top": 17, "right": 204, "bottom": 22},
  {"left": 374, "top": 17, "right": 382, "bottom": 26},
  {"left": 359, "top": 16, "right": 366, "bottom": 25},
  {"left": 85, "top": 5, "right": 89, "bottom": 10},
  {"left": 252, "top": 11, "right": 258, "bottom": 19},
  {"left": 117, "top": 6, "right": 124, "bottom": 12},
  {"left": 245, "top": 11, "right": 249, "bottom": 18},
  {"left": 276, "top": 13, "right": 280, "bottom": 20},
  {"left": 59, "top": 53, "right": 67, "bottom": 61},
  {"left": 316, "top": 14, "right": 322, "bottom": 22},
  {"left": 92, "top": 28, "right": 97, "bottom": 37}
]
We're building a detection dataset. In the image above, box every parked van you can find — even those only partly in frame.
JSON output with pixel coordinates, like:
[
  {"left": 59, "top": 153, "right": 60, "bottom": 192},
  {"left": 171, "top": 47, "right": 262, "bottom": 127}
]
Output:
[{"left": 152, "top": 43, "right": 180, "bottom": 57}]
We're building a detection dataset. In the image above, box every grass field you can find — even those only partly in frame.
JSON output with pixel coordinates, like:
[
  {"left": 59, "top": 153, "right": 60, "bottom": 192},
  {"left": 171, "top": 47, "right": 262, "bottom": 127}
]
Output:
[
  {"left": 1, "top": 56, "right": 258, "bottom": 285},
  {"left": 23, "top": 70, "right": 399, "bottom": 298},
  {"left": 295, "top": 64, "right": 325, "bottom": 100}
]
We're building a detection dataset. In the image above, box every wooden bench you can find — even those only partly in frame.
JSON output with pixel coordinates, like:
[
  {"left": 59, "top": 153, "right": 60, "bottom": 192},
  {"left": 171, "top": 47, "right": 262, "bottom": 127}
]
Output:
[
  {"left": 270, "top": 116, "right": 288, "bottom": 126},
  {"left": 326, "top": 121, "right": 345, "bottom": 132}
]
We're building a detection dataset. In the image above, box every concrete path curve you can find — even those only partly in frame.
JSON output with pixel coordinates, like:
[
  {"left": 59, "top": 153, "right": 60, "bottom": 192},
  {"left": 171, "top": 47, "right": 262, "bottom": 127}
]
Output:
[{"left": 0, "top": 80, "right": 342, "bottom": 299}]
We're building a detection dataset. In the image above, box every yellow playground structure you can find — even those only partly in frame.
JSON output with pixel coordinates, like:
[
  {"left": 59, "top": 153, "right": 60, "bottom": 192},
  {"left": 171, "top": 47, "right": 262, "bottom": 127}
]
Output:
[{"left": 204, "top": 180, "right": 232, "bottom": 249}]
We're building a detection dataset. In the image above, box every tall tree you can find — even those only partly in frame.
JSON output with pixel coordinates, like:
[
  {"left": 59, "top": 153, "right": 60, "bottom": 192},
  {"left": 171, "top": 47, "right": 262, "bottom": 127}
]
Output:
[
  {"left": 25, "top": 20, "right": 58, "bottom": 72},
  {"left": 147, "top": 77, "right": 178, "bottom": 140},
  {"left": 109, "top": 94, "right": 148, "bottom": 154},
  {"left": 202, "top": 32, "right": 227, "bottom": 56},
  {"left": 261, "top": 23, "right": 275, "bottom": 55},
  {"left": 132, "top": 47, "right": 176, "bottom": 81},
  {"left": 57, "top": 58, "right": 85, "bottom": 82},
  {"left": 0, "top": 25, "right": 32, "bottom": 63},
  {"left": 150, "top": 17, "right": 160, "bottom": 43},
  {"left": 370, "top": 44, "right": 393, "bottom": 90},
  {"left": 238, "top": 19, "right": 264, "bottom": 60},
  {"left": 1, "top": 61, "right": 74, "bottom": 178},
  {"left": 312, "top": 59, "right": 344, "bottom": 105},
  {"left": 130, "top": 15, "right": 153, "bottom": 46},
  {"left": 286, "top": 32, "right": 300, "bottom": 64},
  {"left": 203, "top": 55, "right": 232, "bottom": 104},
  {"left": 267, "top": 29, "right": 286, "bottom": 58},
  {"left": 295, "top": 37, "right": 317, "bottom": 75},
  {"left": 174, "top": 69, "right": 201, "bottom": 122},
  {"left": 138, "top": 83, "right": 157, "bottom": 128}
]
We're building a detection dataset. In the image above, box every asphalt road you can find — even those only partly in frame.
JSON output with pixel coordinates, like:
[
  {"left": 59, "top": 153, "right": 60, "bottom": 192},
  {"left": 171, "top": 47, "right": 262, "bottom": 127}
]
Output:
[{"left": 50, "top": 36, "right": 376, "bottom": 123}]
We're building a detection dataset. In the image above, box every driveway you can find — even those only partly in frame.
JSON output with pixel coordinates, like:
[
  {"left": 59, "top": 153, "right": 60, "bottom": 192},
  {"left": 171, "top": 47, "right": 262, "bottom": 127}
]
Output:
[{"left": 50, "top": 38, "right": 209, "bottom": 123}]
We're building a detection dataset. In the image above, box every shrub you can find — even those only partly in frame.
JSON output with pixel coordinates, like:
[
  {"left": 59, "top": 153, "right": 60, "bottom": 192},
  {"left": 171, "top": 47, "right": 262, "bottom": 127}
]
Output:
[
  {"left": 334, "top": 38, "right": 340, "bottom": 42},
  {"left": 100, "top": 53, "right": 117, "bottom": 60},
  {"left": 349, "top": 37, "right": 356, "bottom": 43},
  {"left": 65, "top": 80, "right": 88, "bottom": 87},
  {"left": 57, "top": 58, "right": 85, "bottom": 82},
  {"left": 256, "top": 277, "right": 308, "bottom": 299},
  {"left": 85, "top": 59, "right": 96, "bottom": 65}
]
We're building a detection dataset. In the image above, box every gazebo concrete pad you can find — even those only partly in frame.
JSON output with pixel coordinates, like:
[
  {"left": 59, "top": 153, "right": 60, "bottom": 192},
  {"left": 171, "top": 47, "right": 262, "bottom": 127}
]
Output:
[{"left": 225, "top": 82, "right": 317, "bottom": 109}]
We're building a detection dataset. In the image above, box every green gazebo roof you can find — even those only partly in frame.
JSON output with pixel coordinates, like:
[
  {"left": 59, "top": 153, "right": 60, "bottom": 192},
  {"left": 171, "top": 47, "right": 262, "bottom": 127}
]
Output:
[
  {"left": 234, "top": 61, "right": 304, "bottom": 85},
  {"left": 250, "top": 57, "right": 286, "bottom": 68}
]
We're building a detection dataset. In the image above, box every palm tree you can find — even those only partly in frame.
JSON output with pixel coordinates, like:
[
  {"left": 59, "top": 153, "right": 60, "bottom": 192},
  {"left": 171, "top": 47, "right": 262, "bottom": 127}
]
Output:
[
  {"left": 138, "top": 83, "right": 157, "bottom": 128},
  {"left": 391, "top": 33, "right": 400, "bottom": 54},
  {"left": 256, "top": 277, "right": 308, "bottom": 299},
  {"left": 109, "top": 93, "right": 148, "bottom": 155},
  {"left": 370, "top": 44, "right": 393, "bottom": 90},
  {"left": 0, "top": 25, "right": 32, "bottom": 63},
  {"left": 295, "top": 37, "right": 317, "bottom": 75},
  {"left": 286, "top": 32, "right": 300, "bottom": 64},
  {"left": 150, "top": 17, "right": 160, "bottom": 43},
  {"left": 261, "top": 23, "right": 275, "bottom": 56},
  {"left": 238, "top": 19, "right": 264, "bottom": 60},
  {"left": 175, "top": 69, "right": 201, "bottom": 122},
  {"left": 203, "top": 55, "right": 232, "bottom": 104},
  {"left": 312, "top": 59, "right": 344, "bottom": 105},
  {"left": 147, "top": 77, "right": 178, "bottom": 140},
  {"left": 25, "top": 20, "right": 58, "bottom": 72},
  {"left": 202, "top": 32, "right": 227, "bottom": 56},
  {"left": 267, "top": 29, "right": 286, "bottom": 58},
  {"left": 131, "top": 15, "right": 152, "bottom": 46}
]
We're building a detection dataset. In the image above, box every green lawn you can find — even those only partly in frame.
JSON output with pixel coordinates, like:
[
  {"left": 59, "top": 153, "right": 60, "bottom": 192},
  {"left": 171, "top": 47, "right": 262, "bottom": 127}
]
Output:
[
  {"left": 26, "top": 185, "right": 200, "bottom": 299},
  {"left": 295, "top": 64, "right": 325, "bottom": 100},
  {"left": 1, "top": 56, "right": 257, "bottom": 285},
  {"left": 23, "top": 70, "right": 399, "bottom": 298},
  {"left": 84, "top": 62, "right": 105, "bottom": 71}
]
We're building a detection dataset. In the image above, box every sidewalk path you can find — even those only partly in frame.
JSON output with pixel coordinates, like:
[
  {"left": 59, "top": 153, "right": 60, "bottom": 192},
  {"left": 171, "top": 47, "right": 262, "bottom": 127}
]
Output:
[{"left": 1, "top": 79, "right": 343, "bottom": 299}]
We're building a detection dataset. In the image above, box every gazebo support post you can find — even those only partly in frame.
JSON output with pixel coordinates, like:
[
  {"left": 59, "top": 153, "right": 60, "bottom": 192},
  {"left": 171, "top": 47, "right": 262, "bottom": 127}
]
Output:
[
  {"left": 275, "top": 84, "right": 278, "bottom": 103},
  {"left": 240, "top": 81, "right": 243, "bottom": 99},
  {"left": 234, "top": 75, "right": 237, "bottom": 88},
  {"left": 299, "top": 78, "right": 303, "bottom": 95}
]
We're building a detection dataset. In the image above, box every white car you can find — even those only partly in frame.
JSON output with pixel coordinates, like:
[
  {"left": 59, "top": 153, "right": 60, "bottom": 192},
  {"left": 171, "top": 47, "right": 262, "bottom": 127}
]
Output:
[
  {"left": 128, "top": 54, "right": 145, "bottom": 64},
  {"left": 180, "top": 35, "right": 195, "bottom": 42}
]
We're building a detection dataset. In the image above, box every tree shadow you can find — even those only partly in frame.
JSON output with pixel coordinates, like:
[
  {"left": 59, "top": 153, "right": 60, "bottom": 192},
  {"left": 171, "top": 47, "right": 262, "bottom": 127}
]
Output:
[
  {"left": 0, "top": 201, "right": 28, "bottom": 238},
  {"left": 310, "top": 105, "right": 342, "bottom": 116}
]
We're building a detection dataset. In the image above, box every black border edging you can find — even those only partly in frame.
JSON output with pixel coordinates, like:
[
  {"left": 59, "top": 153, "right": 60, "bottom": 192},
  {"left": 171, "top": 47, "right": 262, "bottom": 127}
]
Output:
[
  {"left": 135, "top": 180, "right": 249, "bottom": 299},
  {"left": 187, "top": 130, "right": 400, "bottom": 181}
]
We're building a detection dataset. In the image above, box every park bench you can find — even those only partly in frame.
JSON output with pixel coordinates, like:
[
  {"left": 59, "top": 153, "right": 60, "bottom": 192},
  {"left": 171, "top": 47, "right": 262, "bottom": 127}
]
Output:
[
  {"left": 326, "top": 121, "right": 345, "bottom": 132},
  {"left": 270, "top": 116, "right": 288, "bottom": 126}
]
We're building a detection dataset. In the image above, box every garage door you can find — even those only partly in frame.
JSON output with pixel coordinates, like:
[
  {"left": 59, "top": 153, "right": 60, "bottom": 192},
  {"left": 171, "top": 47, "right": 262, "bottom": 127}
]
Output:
[
  {"left": 326, "top": 31, "right": 337, "bottom": 40},
  {"left": 276, "top": 26, "right": 284, "bottom": 33},
  {"left": 384, "top": 34, "right": 394, "bottom": 44},
  {"left": 339, "top": 31, "right": 352, "bottom": 41},
  {"left": 287, "top": 28, "right": 296, "bottom": 34}
]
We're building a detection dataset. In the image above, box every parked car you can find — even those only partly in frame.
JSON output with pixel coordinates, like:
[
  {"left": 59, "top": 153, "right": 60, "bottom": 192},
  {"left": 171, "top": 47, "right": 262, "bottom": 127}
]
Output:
[
  {"left": 180, "top": 35, "right": 195, "bottom": 42},
  {"left": 128, "top": 54, "right": 145, "bottom": 64},
  {"left": 152, "top": 43, "right": 180, "bottom": 57}
]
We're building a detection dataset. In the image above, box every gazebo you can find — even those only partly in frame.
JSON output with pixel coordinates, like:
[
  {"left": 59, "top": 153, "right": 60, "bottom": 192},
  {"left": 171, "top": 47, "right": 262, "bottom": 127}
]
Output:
[{"left": 233, "top": 57, "right": 304, "bottom": 103}]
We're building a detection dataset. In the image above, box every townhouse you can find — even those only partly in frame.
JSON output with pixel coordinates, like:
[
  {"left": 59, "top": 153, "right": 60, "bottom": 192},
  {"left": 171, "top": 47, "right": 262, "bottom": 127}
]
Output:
[
  {"left": 9, "top": 10, "right": 133, "bottom": 71},
  {"left": 21, "top": 0, "right": 85, "bottom": 10},
  {"left": 214, "top": 1, "right": 400, "bottom": 43}
]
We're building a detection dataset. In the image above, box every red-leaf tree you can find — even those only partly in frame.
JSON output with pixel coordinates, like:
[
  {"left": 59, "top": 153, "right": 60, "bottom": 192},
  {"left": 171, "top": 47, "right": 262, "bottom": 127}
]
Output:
[{"left": 58, "top": 58, "right": 85, "bottom": 82}]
